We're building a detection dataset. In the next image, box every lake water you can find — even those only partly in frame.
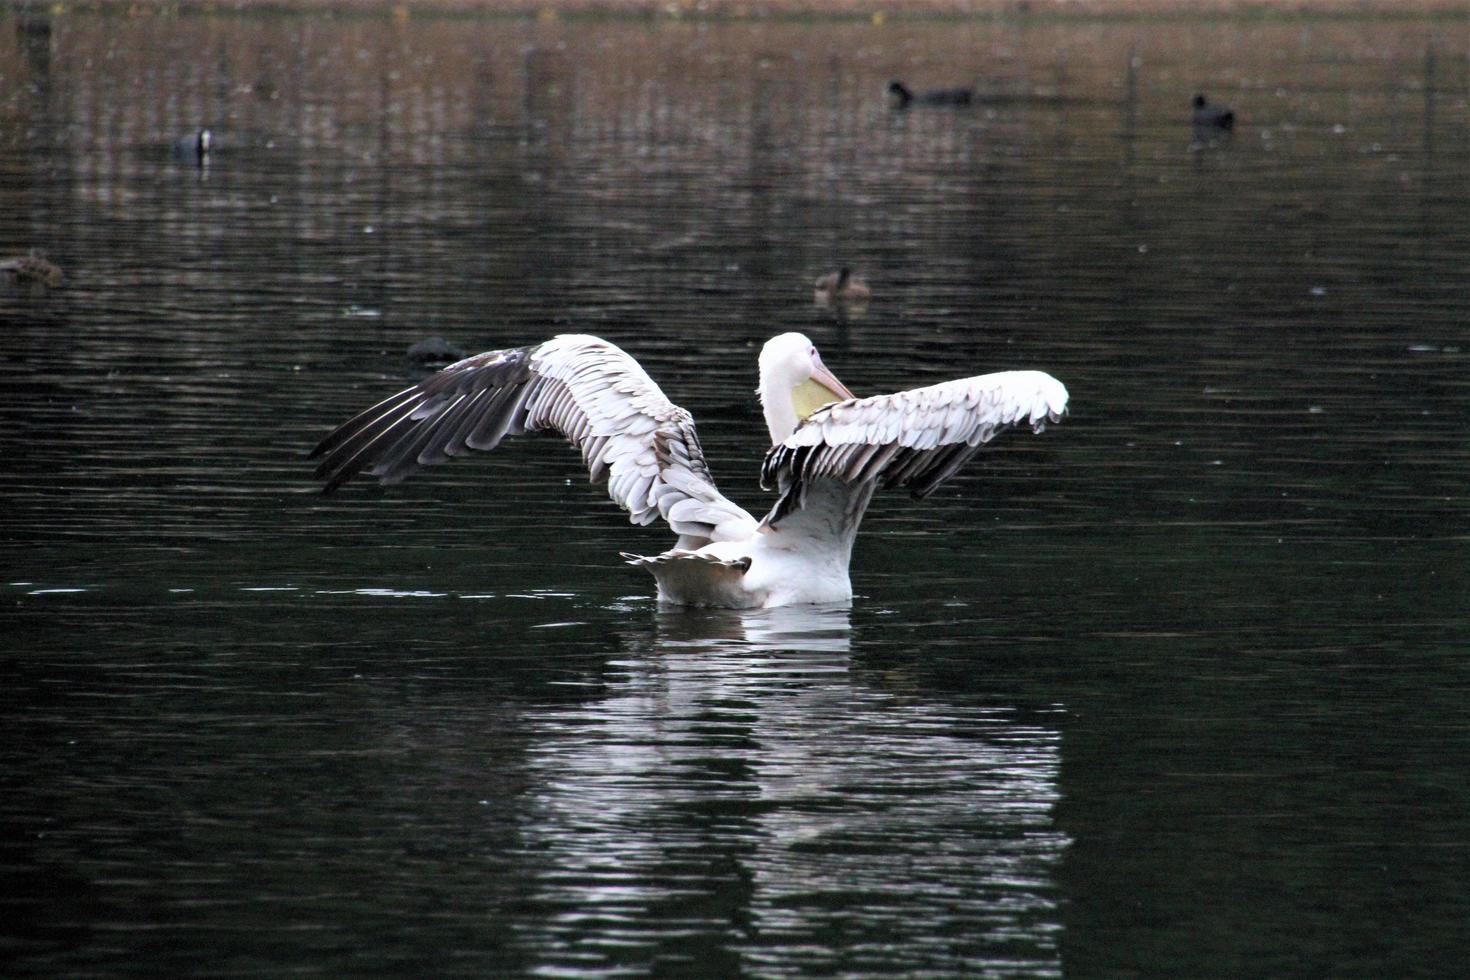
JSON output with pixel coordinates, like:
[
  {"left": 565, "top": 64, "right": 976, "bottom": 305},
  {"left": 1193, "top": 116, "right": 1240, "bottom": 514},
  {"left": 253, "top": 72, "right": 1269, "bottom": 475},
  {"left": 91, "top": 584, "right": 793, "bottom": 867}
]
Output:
[{"left": 3, "top": 7, "right": 1469, "bottom": 976}]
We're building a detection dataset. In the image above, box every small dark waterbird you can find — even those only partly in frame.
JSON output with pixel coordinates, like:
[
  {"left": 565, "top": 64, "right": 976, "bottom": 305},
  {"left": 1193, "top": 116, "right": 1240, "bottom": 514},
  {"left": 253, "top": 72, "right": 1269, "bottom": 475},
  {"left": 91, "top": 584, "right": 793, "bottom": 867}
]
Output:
[
  {"left": 888, "top": 80, "right": 973, "bottom": 109},
  {"left": 813, "top": 267, "right": 871, "bottom": 304},
  {"left": 173, "top": 129, "right": 212, "bottom": 163},
  {"left": 406, "top": 336, "right": 468, "bottom": 368},
  {"left": 1191, "top": 93, "right": 1235, "bottom": 130},
  {"left": 0, "top": 251, "right": 63, "bottom": 287}
]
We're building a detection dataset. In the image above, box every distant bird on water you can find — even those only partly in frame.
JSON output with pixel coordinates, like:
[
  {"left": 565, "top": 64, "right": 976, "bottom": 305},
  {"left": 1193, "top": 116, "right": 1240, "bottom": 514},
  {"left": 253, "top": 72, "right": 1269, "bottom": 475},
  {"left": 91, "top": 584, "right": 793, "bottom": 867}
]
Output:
[
  {"left": 0, "top": 251, "right": 63, "bottom": 287},
  {"left": 888, "top": 80, "right": 973, "bottom": 109},
  {"left": 173, "top": 129, "right": 212, "bottom": 163},
  {"left": 309, "top": 332, "right": 1067, "bottom": 608},
  {"left": 1191, "top": 94, "right": 1235, "bottom": 130},
  {"left": 407, "top": 336, "right": 468, "bottom": 368},
  {"left": 813, "top": 267, "right": 871, "bottom": 304}
]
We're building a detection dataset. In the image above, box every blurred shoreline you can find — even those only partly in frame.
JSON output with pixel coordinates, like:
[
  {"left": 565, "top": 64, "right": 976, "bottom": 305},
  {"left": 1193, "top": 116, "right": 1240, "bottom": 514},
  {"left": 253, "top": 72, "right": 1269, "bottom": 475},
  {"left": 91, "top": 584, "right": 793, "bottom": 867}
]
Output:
[{"left": 8, "top": 0, "right": 1469, "bottom": 19}]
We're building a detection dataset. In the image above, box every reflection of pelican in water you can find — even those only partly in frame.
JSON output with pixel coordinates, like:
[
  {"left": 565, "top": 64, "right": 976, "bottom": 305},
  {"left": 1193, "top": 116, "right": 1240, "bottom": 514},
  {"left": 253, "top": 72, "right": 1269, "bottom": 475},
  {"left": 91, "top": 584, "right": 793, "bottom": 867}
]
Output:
[
  {"left": 515, "top": 625, "right": 1068, "bottom": 975},
  {"left": 312, "top": 333, "right": 1067, "bottom": 608},
  {"left": 653, "top": 602, "right": 852, "bottom": 655}
]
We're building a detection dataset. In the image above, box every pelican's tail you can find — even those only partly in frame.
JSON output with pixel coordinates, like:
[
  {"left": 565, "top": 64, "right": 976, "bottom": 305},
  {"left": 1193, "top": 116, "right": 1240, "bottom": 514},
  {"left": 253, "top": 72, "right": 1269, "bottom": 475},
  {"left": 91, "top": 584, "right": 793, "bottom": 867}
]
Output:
[{"left": 621, "top": 551, "right": 757, "bottom": 608}]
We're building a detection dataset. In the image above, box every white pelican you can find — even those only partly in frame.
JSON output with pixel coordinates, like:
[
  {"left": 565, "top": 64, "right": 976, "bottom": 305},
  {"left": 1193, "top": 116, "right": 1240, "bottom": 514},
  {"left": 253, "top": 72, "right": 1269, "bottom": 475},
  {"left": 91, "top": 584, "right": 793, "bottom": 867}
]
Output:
[{"left": 310, "top": 333, "right": 1067, "bottom": 608}]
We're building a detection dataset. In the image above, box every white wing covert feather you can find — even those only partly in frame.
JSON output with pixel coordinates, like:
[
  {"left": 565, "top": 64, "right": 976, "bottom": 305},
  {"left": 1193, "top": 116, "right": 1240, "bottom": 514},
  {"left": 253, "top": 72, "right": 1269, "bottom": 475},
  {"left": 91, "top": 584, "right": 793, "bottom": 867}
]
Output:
[
  {"left": 311, "top": 334, "right": 758, "bottom": 545},
  {"left": 760, "top": 370, "right": 1068, "bottom": 524}
]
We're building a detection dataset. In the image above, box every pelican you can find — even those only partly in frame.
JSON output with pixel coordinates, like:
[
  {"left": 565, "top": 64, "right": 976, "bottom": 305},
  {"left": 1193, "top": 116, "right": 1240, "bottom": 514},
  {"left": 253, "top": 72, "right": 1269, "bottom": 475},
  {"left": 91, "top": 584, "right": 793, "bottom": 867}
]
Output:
[{"left": 310, "top": 333, "right": 1067, "bottom": 608}]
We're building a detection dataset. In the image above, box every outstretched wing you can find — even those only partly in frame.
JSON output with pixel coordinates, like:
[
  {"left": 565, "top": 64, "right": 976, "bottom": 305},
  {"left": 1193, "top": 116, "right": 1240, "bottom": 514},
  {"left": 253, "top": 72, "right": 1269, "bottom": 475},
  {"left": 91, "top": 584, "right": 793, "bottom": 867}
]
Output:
[
  {"left": 759, "top": 370, "right": 1068, "bottom": 525},
  {"left": 310, "top": 334, "right": 758, "bottom": 546}
]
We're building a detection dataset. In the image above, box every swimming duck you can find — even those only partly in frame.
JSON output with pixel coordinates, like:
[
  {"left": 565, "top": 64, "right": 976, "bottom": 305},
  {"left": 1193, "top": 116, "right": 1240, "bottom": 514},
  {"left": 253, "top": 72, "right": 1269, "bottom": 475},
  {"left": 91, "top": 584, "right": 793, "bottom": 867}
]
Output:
[
  {"left": 1191, "top": 94, "right": 1235, "bottom": 130},
  {"left": 888, "top": 80, "right": 973, "bottom": 109},
  {"left": 407, "top": 336, "right": 468, "bottom": 367},
  {"left": 173, "top": 129, "right": 212, "bottom": 163},
  {"left": 813, "top": 267, "right": 871, "bottom": 304},
  {"left": 0, "top": 251, "right": 63, "bottom": 287}
]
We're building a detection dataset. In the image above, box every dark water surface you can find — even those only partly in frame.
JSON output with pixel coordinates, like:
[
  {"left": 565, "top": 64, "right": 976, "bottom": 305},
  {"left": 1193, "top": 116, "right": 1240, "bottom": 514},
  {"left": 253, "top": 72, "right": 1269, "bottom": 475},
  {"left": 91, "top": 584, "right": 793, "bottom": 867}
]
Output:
[{"left": 4, "top": 8, "right": 1469, "bottom": 977}]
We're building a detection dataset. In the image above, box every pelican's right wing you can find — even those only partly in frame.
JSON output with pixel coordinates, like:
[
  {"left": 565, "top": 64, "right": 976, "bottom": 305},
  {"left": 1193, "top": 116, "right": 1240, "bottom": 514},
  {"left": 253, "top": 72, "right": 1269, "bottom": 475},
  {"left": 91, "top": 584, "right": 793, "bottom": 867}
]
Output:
[
  {"left": 310, "top": 334, "right": 758, "bottom": 546},
  {"left": 760, "top": 370, "right": 1067, "bottom": 525}
]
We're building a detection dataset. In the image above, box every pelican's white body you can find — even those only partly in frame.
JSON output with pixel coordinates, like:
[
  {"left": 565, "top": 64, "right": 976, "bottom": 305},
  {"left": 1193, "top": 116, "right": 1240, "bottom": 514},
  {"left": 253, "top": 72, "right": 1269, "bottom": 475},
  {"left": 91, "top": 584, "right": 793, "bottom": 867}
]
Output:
[{"left": 631, "top": 481, "right": 875, "bottom": 608}]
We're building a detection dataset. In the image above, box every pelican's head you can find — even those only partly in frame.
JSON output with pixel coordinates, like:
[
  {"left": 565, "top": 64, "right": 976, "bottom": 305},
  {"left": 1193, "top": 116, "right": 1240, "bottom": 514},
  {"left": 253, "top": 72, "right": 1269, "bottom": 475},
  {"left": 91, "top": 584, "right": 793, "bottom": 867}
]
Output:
[{"left": 758, "top": 332, "right": 855, "bottom": 445}]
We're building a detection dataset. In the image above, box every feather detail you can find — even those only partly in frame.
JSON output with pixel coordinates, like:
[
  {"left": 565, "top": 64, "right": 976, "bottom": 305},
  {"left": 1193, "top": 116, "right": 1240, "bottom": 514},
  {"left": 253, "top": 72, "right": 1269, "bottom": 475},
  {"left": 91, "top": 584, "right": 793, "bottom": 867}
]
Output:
[
  {"left": 310, "top": 335, "right": 758, "bottom": 545},
  {"left": 761, "top": 370, "right": 1067, "bottom": 525}
]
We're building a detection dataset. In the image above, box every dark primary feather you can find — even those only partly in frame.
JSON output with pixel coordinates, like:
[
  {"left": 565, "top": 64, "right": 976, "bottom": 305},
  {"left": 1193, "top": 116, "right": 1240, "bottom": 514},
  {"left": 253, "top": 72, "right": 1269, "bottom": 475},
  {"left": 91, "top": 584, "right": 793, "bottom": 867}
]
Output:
[
  {"left": 310, "top": 345, "right": 540, "bottom": 492},
  {"left": 760, "top": 424, "right": 1011, "bottom": 526},
  {"left": 307, "top": 335, "right": 756, "bottom": 542}
]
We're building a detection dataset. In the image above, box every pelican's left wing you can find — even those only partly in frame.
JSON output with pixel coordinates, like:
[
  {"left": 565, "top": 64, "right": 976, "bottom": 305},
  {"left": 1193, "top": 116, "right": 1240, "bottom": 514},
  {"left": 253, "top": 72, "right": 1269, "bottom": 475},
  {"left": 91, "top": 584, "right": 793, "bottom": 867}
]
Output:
[
  {"left": 310, "top": 334, "right": 758, "bottom": 546},
  {"left": 759, "top": 370, "right": 1067, "bottom": 525}
]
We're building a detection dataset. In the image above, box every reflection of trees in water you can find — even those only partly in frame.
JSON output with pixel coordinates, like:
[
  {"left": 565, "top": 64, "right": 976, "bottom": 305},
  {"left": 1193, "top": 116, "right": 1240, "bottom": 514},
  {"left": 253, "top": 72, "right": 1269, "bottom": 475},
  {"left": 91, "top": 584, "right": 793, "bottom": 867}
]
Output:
[
  {"left": 5, "top": 16, "right": 1460, "bottom": 327},
  {"left": 511, "top": 604, "right": 1067, "bottom": 975},
  {"left": 1, "top": 13, "right": 1465, "bottom": 576}
]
